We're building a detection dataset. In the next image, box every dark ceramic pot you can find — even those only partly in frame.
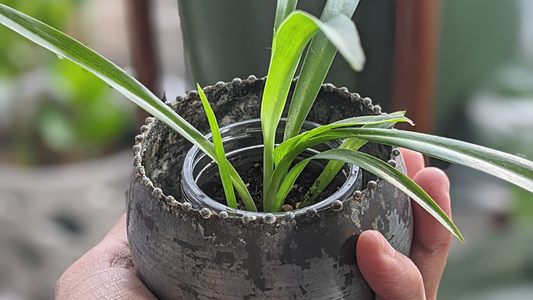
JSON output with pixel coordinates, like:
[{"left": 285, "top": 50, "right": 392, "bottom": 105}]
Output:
[{"left": 126, "top": 77, "right": 413, "bottom": 300}]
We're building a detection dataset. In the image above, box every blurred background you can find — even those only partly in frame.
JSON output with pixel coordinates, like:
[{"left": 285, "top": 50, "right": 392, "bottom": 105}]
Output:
[{"left": 0, "top": 0, "right": 532, "bottom": 299}]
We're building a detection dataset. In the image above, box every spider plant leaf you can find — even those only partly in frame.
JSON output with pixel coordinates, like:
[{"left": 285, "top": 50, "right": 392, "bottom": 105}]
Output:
[
  {"left": 264, "top": 113, "right": 412, "bottom": 211},
  {"left": 0, "top": 4, "right": 258, "bottom": 211},
  {"left": 227, "top": 168, "right": 258, "bottom": 212},
  {"left": 261, "top": 10, "right": 366, "bottom": 206},
  {"left": 274, "top": 0, "right": 299, "bottom": 31},
  {"left": 299, "top": 137, "right": 366, "bottom": 207},
  {"left": 273, "top": 112, "right": 411, "bottom": 165},
  {"left": 284, "top": 0, "right": 361, "bottom": 141},
  {"left": 280, "top": 148, "right": 464, "bottom": 242},
  {"left": 326, "top": 128, "right": 533, "bottom": 194},
  {"left": 273, "top": 136, "right": 365, "bottom": 211},
  {"left": 299, "top": 113, "right": 413, "bottom": 207},
  {"left": 197, "top": 84, "right": 237, "bottom": 209},
  {"left": 273, "top": 160, "right": 310, "bottom": 212}
]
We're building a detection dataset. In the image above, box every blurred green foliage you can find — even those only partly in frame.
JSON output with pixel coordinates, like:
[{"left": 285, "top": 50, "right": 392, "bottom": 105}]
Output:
[
  {"left": 0, "top": 0, "right": 78, "bottom": 76},
  {"left": 0, "top": 0, "right": 135, "bottom": 165}
]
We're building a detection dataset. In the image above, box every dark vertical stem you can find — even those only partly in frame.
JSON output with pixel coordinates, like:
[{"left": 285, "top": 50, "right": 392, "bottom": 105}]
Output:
[
  {"left": 392, "top": 0, "right": 441, "bottom": 134},
  {"left": 126, "top": 0, "right": 160, "bottom": 126}
]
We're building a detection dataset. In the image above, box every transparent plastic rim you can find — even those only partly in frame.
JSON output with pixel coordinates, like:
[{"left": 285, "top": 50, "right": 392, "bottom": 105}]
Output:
[{"left": 181, "top": 118, "right": 361, "bottom": 217}]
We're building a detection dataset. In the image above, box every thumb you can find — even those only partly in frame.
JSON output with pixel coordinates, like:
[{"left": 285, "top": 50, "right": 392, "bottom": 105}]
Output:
[{"left": 357, "top": 230, "right": 425, "bottom": 300}]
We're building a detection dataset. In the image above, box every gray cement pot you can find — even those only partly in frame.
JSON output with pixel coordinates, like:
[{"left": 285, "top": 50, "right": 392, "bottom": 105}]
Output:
[{"left": 126, "top": 77, "right": 413, "bottom": 299}]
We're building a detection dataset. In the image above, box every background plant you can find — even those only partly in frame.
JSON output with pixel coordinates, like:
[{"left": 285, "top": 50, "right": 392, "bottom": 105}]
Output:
[{"left": 0, "top": 0, "right": 135, "bottom": 165}]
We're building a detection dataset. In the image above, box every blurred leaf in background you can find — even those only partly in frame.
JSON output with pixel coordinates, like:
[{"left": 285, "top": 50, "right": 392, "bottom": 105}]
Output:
[
  {"left": 0, "top": 0, "right": 136, "bottom": 165},
  {"left": 0, "top": 0, "right": 75, "bottom": 75}
]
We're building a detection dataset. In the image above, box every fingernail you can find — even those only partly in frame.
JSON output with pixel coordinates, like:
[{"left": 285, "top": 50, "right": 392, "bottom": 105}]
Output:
[{"left": 375, "top": 231, "right": 396, "bottom": 258}]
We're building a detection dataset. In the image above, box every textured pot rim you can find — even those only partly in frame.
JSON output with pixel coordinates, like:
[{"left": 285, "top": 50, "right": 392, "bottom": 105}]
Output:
[{"left": 130, "top": 75, "right": 405, "bottom": 225}]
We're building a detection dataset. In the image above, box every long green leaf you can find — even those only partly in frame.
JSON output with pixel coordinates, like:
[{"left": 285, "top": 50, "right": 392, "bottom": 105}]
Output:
[
  {"left": 272, "top": 137, "right": 363, "bottom": 210},
  {"left": 228, "top": 167, "right": 258, "bottom": 212},
  {"left": 0, "top": 4, "right": 259, "bottom": 211},
  {"left": 263, "top": 113, "right": 411, "bottom": 211},
  {"left": 0, "top": 4, "right": 216, "bottom": 160},
  {"left": 197, "top": 86, "right": 257, "bottom": 211},
  {"left": 274, "top": 0, "right": 299, "bottom": 30},
  {"left": 300, "top": 114, "right": 411, "bottom": 207},
  {"left": 284, "top": 0, "right": 361, "bottom": 141},
  {"left": 274, "top": 112, "right": 411, "bottom": 165},
  {"left": 274, "top": 160, "right": 310, "bottom": 211},
  {"left": 293, "top": 127, "right": 533, "bottom": 195},
  {"left": 320, "top": 128, "right": 533, "bottom": 193},
  {"left": 300, "top": 137, "right": 366, "bottom": 207},
  {"left": 261, "top": 10, "right": 367, "bottom": 207},
  {"left": 282, "top": 149, "right": 464, "bottom": 242},
  {"left": 197, "top": 84, "right": 238, "bottom": 209},
  {"left": 263, "top": 113, "right": 412, "bottom": 211}
]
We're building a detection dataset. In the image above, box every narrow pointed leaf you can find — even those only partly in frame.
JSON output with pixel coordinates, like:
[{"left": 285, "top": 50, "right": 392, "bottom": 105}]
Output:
[
  {"left": 262, "top": 10, "right": 367, "bottom": 205},
  {"left": 0, "top": 4, "right": 259, "bottom": 211},
  {"left": 274, "top": 112, "right": 411, "bottom": 165},
  {"left": 300, "top": 114, "right": 412, "bottom": 206},
  {"left": 272, "top": 160, "right": 310, "bottom": 212},
  {"left": 228, "top": 166, "right": 258, "bottom": 212},
  {"left": 300, "top": 137, "right": 366, "bottom": 207},
  {"left": 263, "top": 10, "right": 366, "bottom": 149},
  {"left": 274, "top": 0, "right": 299, "bottom": 30},
  {"left": 265, "top": 114, "right": 411, "bottom": 210},
  {"left": 291, "top": 126, "right": 533, "bottom": 198},
  {"left": 284, "top": 0, "right": 361, "bottom": 140},
  {"left": 326, "top": 128, "right": 533, "bottom": 193},
  {"left": 197, "top": 86, "right": 257, "bottom": 211},
  {"left": 197, "top": 85, "right": 238, "bottom": 209},
  {"left": 296, "top": 149, "right": 464, "bottom": 242},
  {"left": 0, "top": 4, "right": 216, "bottom": 160}
]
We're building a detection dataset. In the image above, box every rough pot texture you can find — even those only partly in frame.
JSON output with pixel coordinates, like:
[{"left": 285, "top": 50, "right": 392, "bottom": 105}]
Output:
[{"left": 126, "top": 77, "right": 413, "bottom": 300}]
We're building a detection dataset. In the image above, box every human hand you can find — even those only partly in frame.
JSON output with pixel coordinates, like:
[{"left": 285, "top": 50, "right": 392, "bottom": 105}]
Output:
[
  {"left": 357, "top": 148, "right": 452, "bottom": 300},
  {"left": 55, "top": 214, "right": 157, "bottom": 300}
]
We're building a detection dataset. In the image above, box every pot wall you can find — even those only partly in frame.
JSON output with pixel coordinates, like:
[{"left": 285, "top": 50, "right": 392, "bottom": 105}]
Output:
[{"left": 127, "top": 77, "right": 413, "bottom": 299}]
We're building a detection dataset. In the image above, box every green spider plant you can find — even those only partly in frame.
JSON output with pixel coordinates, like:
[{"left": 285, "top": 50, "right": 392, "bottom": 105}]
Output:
[{"left": 2, "top": 0, "right": 533, "bottom": 244}]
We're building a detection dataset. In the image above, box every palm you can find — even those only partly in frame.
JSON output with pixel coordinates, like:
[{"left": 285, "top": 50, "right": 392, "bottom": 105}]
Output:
[{"left": 55, "top": 214, "right": 156, "bottom": 300}]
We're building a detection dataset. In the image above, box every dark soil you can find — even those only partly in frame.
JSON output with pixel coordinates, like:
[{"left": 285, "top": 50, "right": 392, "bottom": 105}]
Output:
[{"left": 199, "top": 157, "right": 347, "bottom": 212}]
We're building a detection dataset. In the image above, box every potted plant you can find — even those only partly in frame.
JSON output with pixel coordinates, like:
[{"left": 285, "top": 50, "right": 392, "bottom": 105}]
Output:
[{"left": 1, "top": 1, "right": 532, "bottom": 299}]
